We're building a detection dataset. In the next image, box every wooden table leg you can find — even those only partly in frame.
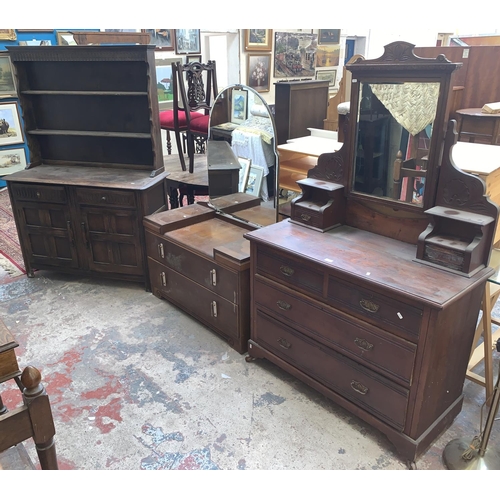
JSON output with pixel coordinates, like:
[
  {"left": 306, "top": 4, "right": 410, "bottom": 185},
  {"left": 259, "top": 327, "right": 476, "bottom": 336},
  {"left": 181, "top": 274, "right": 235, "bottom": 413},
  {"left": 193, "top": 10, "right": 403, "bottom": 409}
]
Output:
[{"left": 482, "top": 281, "right": 494, "bottom": 401}]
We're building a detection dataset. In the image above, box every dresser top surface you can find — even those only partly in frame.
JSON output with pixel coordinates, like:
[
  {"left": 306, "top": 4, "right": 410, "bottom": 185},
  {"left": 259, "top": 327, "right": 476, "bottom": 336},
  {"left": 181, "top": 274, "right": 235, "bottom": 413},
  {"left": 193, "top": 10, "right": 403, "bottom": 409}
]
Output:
[
  {"left": 245, "top": 220, "right": 491, "bottom": 306},
  {"left": 6, "top": 165, "right": 168, "bottom": 190}
]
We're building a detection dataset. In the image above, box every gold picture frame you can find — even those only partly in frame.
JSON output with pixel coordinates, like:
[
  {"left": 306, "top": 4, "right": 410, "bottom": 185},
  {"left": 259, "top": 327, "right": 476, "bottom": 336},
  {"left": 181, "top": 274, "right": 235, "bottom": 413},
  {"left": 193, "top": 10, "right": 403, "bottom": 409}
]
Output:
[
  {"left": 244, "top": 30, "right": 272, "bottom": 52},
  {"left": 0, "top": 30, "right": 16, "bottom": 41}
]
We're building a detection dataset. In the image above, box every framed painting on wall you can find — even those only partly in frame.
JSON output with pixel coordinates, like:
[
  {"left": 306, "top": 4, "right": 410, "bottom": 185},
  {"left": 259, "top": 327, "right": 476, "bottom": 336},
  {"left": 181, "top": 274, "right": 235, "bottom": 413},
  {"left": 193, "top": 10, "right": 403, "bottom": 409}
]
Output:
[
  {"left": 142, "top": 30, "right": 174, "bottom": 51},
  {"left": 231, "top": 88, "right": 248, "bottom": 124},
  {"left": 0, "top": 55, "right": 17, "bottom": 97},
  {"left": 0, "top": 147, "right": 27, "bottom": 176},
  {"left": 244, "top": 30, "right": 273, "bottom": 51},
  {"left": 19, "top": 40, "right": 52, "bottom": 46},
  {"left": 174, "top": 29, "right": 201, "bottom": 55},
  {"left": 318, "top": 30, "right": 341, "bottom": 44},
  {"left": 56, "top": 31, "right": 77, "bottom": 45},
  {"left": 238, "top": 157, "right": 251, "bottom": 192},
  {"left": 315, "top": 69, "right": 337, "bottom": 88},
  {"left": 186, "top": 55, "right": 202, "bottom": 64},
  {"left": 0, "top": 102, "right": 24, "bottom": 147},
  {"left": 247, "top": 54, "right": 271, "bottom": 93},
  {"left": 316, "top": 44, "right": 340, "bottom": 67},
  {"left": 0, "top": 30, "right": 16, "bottom": 41},
  {"left": 274, "top": 32, "right": 317, "bottom": 78},
  {"left": 155, "top": 58, "right": 182, "bottom": 110}
]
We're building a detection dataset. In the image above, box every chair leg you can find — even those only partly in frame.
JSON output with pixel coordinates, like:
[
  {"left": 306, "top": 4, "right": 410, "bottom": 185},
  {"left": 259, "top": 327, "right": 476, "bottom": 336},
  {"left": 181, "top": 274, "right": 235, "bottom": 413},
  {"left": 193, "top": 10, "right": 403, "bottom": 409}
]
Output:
[
  {"left": 174, "top": 130, "right": 187, "bottom": 171},
  {"left": 187, "top": 133, "right": 195, "bottom": 174},
  {"left": 166, "top": 131, "right": 172, "bottom": 155}
]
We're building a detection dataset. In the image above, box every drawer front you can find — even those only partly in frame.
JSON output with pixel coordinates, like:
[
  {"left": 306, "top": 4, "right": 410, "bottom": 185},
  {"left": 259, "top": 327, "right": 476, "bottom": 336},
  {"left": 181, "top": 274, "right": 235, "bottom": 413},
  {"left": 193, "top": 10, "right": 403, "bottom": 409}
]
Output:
[
  {"left": 145, "top": 231, "right": 241, "bottom": 304},
  {"left": 253, "top": 309, "right": 409, "bottom": 430},
  {"left": 254, "top": 277, "right": 416, "bottom": 385},
  {"left": 75, "top": 188, "right": 136, "bottom": 208},
  {"left": 148, "top": 258, "right": 240, "bottom": 341},
  {"left": 255, "top": 247, "right": 324, "bottom": 299},
  {"left": 292, "top": 205, "right": 323, "bottom": 229},
  {"left": 9, "top": 183, "right": 67, "bottom": 204},
  {"left": 326, "top": 276, "right": 423, "bottom": 340}
]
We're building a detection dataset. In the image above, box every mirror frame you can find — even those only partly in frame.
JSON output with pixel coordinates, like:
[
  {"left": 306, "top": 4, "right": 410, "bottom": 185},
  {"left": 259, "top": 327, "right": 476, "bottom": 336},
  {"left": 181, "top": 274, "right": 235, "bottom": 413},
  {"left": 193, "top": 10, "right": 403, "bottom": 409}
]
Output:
[
  {"left": 207, "top": 83, "right": 279, "bottom": 227},
  {"left": 345, "top": 41, "right": 459, "bottom": 212}
]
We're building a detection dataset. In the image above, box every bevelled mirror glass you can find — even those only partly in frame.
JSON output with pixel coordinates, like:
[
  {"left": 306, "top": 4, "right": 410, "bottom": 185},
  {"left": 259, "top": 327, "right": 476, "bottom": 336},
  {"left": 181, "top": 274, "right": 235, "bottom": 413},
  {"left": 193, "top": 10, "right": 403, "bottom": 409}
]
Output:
[
  {"left": 352, "top": 80, "right": 439, "bottom": 207},
  {"left": 207, "top": 84, "right": 279, "bottom": 227}
]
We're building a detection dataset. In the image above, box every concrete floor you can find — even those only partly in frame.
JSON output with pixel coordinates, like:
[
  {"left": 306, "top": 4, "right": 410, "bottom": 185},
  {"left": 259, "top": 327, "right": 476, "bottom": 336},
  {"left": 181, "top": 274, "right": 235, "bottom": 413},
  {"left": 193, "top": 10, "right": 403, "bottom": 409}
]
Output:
[{"left": 0, "top": 262, "right": 499, "bottom": 471}]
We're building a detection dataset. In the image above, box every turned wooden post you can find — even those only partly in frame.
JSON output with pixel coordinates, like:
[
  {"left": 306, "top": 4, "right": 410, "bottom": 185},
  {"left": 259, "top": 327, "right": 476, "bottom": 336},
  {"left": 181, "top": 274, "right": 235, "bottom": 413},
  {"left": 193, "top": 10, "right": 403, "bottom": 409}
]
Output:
[{"left": 21, "top": 366, "right": 59, "bottom": 470}]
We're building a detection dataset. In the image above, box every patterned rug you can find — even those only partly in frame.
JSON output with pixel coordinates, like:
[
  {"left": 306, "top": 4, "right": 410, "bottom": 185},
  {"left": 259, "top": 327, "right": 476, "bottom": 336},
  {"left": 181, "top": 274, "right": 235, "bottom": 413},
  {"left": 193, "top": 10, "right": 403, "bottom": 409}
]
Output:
[{"left": 0, "top": 188, "right": 25, "bottom": 276}]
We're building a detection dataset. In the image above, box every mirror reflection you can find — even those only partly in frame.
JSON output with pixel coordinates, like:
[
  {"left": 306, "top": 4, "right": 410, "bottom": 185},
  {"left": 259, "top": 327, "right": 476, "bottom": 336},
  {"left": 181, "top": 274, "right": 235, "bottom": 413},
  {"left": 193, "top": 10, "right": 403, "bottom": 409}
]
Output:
[
  {"left": 353, "top": 81, "right": 439, "bottom": 206},
  {"left": 208, "top": 84, "right": 278, "bottom": 226}
]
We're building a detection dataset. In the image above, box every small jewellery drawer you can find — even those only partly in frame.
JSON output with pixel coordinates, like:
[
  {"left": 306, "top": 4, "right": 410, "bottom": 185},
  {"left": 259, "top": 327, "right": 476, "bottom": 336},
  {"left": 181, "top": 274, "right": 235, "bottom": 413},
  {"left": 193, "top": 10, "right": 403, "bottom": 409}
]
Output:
[
  {"left": 254, "top": 277, "right": 416, "bottom": 385},
  {"left": 292, "top": 205, "right": 323, "bottom": 229},
  {"left": 10, "top": 183, "right": 67, "bottom": 204},
  {"left": 75, "top": 188, "right": 136, "bottom": 208},
  {"left": 255, "top": 247, "right": 324, "bottom": 299},
  {"left": 145, "top": 232, "right": 241, "bottom": 304},
  {"left": 253, "top": 310, "right": 409, "bottom": 430},
  {"left": 148, "top": 258, "right": 239, "bottom": 340},
  {"left": 326, "top": 276, "right": 423, "bottom": 340}
]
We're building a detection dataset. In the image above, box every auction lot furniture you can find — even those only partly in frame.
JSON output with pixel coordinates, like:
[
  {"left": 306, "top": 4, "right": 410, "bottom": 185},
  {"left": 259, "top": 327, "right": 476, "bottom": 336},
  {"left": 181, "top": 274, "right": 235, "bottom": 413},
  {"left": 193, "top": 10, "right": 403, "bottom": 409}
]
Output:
[
  {"left": 456, "top": 108, "right": 500, "bottom": 145},
  {"left": 5, "top": 45, "right": 167, "bottom": 290}
]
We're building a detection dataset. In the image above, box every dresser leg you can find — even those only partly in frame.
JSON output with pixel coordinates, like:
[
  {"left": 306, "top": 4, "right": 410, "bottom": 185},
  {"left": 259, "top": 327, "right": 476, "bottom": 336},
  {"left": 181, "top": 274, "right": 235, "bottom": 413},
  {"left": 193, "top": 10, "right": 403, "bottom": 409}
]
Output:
[{"left": 245, "top": 355, "right": 256, "bottom": 363}]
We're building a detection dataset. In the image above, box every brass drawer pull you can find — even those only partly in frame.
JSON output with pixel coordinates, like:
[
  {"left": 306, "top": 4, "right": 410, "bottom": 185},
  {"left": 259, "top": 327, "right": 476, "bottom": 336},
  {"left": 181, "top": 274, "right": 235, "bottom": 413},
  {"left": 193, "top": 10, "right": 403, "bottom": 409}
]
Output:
[
  {"left": 354, "top": 338, "right": 373, "bottom": 351},
  {"left": 211, "top": 301, "right": 218, "bottom": 318},
  {"left": 210, "top": 269, "right": 217, "bottom": 286},
  {"left": 160, "top": 271, "right": 166, "bottom": 287},
  {"left": 36, "top": 191, "right": 41, "bottom": 199},
  {"left": 277, "top": 300, "right": 291, "bottom": 311},
  {"left": 351, "top": 380, "right": 368, "bottom": 395},
  {"left": 158, "top": 243, "right": 164, "bottom": 259},
  {"left": 300, "top": 213, "right": 311, "bottom": 222},
  {"left": 277, "top": 338, "right": 291, "bottom": 349},
  {"left": 280, "top": 265, "right": 294, "bottom": 277},
  {"left": 359, "top": 299, "right": 379, "bottom": 313},
  {"left": 101, "top": 196, "right": 107, "bottom": 201}
]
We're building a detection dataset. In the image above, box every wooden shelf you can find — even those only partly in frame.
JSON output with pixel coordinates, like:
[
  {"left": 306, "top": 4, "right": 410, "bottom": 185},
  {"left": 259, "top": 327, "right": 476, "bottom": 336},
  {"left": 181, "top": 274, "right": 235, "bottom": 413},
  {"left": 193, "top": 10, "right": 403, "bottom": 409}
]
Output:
[{"left": 27, "top": 129, "right": 151, "bottom": 139}]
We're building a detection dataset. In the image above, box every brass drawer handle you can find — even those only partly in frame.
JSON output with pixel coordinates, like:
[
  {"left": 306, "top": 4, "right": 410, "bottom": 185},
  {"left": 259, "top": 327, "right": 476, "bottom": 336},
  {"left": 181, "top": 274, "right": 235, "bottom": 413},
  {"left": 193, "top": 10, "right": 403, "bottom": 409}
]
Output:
[
  {"left": 351, "top": 380, "right": 368, "bottom": 395},
  {"left": 160, "top": 271, "right": 166, "bottom": 287},
  {"left": 36, "top": 191, "right": 41, "bottom": 199},
  {"left": 300, "top": 213, "right": 311, "bottom": 221},
  {"left": 210, "top": 269, "right": 217, "bottom": 286},
  {"left": 277, "top": 338, "right": 291, "bottom": 349},
  {"left": 359, "top": 299, "right": 379, "bottom": 313},
  {"left": 158, "top": 243, "right": 164, "bottom": 259},
  {"left": 354, "top": 338, "right": 373, "bottom": 351},
  {"left": 280, "top": 265, "right": 294, "bottom": 277},
  {"left": 277, "top": 300, "right": 291, "bottom": 311},
  {"left": 101, "top": 196, "right": 107, "bottom": 201},
  {"left": 211, "top": 301, "right": 218, "bottom": 318}
]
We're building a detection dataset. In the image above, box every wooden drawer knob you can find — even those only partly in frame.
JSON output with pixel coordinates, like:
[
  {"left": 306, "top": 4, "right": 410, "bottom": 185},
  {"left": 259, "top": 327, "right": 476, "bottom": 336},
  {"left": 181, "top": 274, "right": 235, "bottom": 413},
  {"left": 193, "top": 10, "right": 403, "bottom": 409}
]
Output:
[{"left": 351, "top": 380, "right": 368, "bottom": 395}]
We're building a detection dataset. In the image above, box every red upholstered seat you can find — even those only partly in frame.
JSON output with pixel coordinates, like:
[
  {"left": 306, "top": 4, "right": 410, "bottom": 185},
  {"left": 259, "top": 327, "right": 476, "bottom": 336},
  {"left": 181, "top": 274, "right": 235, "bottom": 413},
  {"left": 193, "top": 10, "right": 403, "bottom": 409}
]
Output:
[
  {"left": 159, "top": 109, "right": 203, "bottom": 128},
  {"left": 189, "top": 114, "right": 210, "bottom": 134}
]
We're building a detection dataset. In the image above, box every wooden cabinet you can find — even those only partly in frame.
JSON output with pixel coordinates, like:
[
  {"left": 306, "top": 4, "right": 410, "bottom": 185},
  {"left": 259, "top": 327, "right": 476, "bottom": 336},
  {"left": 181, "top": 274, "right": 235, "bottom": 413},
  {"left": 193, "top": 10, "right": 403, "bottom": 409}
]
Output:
[
  {"left": 5, "top": 45, "right": 167, "bottom": 288},
  {"left": 245, "top": 221, "right": 489, "bottom": 461},
  {"left": 143, "top": 204, "right": 252, "bottom": 353},
  {"left": 274, "top": 80, "right": 329, "bottom": 146}
]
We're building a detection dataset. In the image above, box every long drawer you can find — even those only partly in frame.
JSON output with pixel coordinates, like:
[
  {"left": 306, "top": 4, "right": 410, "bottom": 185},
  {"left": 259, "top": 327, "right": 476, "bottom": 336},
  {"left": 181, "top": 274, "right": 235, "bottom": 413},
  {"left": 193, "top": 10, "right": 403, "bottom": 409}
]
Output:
[
  {"left": 146, "top": 231, "right": 241, "bottom": 304},
  {"left": 148, "top": 258, "right": 241, "bottom": 344},
  {"left": 75, "top": 187, "right": 136, "bottom": 208},
  {"left": 253, "top": 309, "right": 409, "bottom": 430},
  {"left": 326, "top": 275, "right": 423, "bottom": 340},
  {"left": 254, "top": 276, "right": 416, "bottom": 385},
  {"left": 9, "top": 183, "right": 67, "bottom": 204}
]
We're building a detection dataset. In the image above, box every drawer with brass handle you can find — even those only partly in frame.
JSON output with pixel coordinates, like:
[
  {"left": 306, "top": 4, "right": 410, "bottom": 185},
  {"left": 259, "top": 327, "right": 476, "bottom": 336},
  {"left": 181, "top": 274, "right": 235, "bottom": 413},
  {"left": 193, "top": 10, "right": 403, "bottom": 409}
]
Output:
[
  {"left": 253, "top": 309, "right": 409, "bottom": 431},
  {"left": 254, "top": 276, "right": 416, "bottom": 386}
]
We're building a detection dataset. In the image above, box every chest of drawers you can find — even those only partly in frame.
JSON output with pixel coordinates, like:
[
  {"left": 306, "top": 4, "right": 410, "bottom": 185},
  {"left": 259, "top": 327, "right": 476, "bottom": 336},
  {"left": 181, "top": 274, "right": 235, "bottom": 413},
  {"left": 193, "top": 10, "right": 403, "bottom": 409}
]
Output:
[
  {"left": 143, "top": 204, "right": 252, "bottom": 353},
  {"left": 245, "top": 220, "right": 491, "bottom": 461}
]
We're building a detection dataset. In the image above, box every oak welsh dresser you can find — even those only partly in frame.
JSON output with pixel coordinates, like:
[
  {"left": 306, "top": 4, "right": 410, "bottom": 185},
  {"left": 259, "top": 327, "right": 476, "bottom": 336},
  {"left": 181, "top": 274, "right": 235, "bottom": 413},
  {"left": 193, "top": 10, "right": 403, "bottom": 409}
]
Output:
[
  {"left": 245, "top": 42, "right": 499, "bottom": 462},
  {"left": 5, "top": 45, "right": 167, "bottom": 289}
]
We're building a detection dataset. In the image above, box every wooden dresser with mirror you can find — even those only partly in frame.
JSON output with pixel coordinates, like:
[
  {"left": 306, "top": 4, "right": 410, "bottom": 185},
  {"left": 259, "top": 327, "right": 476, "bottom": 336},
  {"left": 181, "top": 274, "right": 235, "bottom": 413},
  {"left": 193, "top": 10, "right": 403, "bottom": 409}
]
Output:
[
  {"left": 144, "top": 83, "right": 279, "bottom": 353},
  {"left": 244, "top": 42, "right": 499, "bottom": 461}
]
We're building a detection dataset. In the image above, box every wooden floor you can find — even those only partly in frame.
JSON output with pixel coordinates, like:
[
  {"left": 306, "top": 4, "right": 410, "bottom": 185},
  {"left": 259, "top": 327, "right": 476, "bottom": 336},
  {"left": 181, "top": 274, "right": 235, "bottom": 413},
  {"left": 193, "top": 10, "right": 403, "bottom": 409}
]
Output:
[{"left": 0, "top": 444, "right": 35, "bottom": 470}]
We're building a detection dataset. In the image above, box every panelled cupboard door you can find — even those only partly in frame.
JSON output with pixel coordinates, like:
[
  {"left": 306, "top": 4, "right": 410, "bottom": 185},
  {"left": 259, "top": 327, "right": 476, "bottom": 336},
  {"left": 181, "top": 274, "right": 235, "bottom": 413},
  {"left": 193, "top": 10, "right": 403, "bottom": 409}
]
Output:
[
  {"left": 79, "top": 207, "right": 143, "bottom": 275},
  {"left": 14, "top": 200, "right": 80, "bottom": 270}
]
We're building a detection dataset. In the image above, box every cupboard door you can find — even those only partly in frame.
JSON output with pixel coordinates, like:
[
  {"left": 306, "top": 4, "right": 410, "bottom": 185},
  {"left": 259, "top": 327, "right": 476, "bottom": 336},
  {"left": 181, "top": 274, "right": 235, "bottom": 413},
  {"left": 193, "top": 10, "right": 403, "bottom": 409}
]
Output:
[
  {"left": 14, "top": 200, "right": 79, "bottom": 270},
  {"left": 79, "top": 207, "right": 143, "bottom": 275}
]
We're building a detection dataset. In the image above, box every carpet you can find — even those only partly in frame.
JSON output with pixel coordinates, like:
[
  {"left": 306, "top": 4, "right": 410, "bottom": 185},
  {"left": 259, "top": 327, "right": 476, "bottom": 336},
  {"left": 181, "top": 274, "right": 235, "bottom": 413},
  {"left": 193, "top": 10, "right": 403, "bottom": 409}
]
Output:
[{"left": 0, "top": 187, "right": 25, "bottom": 276}]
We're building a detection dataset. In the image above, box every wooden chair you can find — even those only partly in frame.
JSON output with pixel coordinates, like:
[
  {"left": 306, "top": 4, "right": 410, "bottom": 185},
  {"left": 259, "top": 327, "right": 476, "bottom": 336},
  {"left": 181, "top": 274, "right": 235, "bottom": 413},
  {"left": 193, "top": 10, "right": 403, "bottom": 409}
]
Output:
[
  {"left": 177, "top": 60, "right": 218, "bottom": 173},
  {"left": 0, "top": 320, "right": 58, "bottom": 469},
  {"left": 159, "top": 62, "right": 204, "bottom": 172}
]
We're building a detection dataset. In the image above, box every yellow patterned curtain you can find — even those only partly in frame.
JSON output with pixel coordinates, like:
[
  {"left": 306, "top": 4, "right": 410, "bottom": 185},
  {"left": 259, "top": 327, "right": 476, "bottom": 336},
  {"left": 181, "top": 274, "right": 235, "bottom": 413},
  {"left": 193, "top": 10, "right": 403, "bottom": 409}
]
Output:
[{"left": 370, "top": 82, "right": 439, "bottom": 136}]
